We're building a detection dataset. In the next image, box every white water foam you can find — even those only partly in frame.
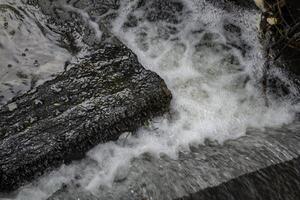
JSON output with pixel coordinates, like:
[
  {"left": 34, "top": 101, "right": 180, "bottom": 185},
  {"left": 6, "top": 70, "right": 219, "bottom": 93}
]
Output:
[
  {"left": 0, "top": 0, "right": 72, "bottom": 105},
  {"left": 4, "top": 0, "right": 299, "bottom": 199}
]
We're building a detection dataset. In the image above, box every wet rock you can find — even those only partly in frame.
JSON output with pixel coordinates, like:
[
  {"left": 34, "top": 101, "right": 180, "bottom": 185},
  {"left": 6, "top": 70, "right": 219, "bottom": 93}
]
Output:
[
  {"left": 179, "top": 156, "right": 300, "bottom": 200},
  {"left": 47, "top": 122, "right": 300, "bottom": 200},
  {"left": 138, "top": 0, "right": 185, "bottom": 24},
  {"left": 121, "top": 0, "right": 187, "bottom": 27},
  {"left": 206, "top": 0, "right": 257, "bottom": 11},
  {"left": 49, "top": 186, "right": 98, "bottom": 200},
  {"left": 259, "top": 0, "right": 300, "bottom": 97},
  {"left": 0, "top": 0, "right": 172, "bottom": 192},
  {"left": 0, "top": 43, "right": 171, "bottom": 192},
  {"left": 122, "top": 0, "right": 189, "bottom": 41}
]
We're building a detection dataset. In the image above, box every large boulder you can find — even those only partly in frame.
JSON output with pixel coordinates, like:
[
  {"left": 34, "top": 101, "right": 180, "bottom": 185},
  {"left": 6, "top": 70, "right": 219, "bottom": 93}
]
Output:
[{"left": 0, "top": 0, "right": 172, "bottom": 192}]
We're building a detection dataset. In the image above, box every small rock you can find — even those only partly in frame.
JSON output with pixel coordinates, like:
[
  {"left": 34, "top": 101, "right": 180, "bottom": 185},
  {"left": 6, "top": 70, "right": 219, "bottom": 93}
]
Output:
[
  {"left": 266, "top": 17, "right": 278, "bottom": 25},
  {"left": 34, "top": 99, "right": 43, "bottom": 105},
  {"left": 16, "top": 71, "right": 28, "bottom": 79},
  {"left": 50, "top": 85, "right": 62, "bottom": 92},
  {"left": 114, "top": 164, "right": 130, "bottom": 182},
  {"left": 7, "top": 102, "right": 17, "bottom": 111},
  {"left": 4, "top": 22, "right": 8, "bottom": 29},
  {"left": 9, "top": 30, "right": 15, "bottom": 35},
  {"left": 34, "top": 60, "right": 39, "bottom": 67}
]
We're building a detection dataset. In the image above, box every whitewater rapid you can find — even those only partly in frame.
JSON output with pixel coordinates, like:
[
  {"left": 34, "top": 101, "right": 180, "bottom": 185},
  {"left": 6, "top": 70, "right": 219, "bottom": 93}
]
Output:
[{"left": 1, "top": 0, "right": 299, "bottom": 199}]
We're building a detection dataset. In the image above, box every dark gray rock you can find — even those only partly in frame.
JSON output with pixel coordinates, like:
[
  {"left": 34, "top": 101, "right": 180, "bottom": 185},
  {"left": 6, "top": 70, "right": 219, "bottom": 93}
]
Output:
[
  {"left": 0, "top": 43, "right": 171, "bottom": 192},
  {"left": 0, "top": 0, "right": 172, "bottom": 192}
]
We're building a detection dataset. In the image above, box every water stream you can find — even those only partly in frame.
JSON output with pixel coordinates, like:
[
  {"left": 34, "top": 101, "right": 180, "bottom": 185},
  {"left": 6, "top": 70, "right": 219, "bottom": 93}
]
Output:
[
  {"left": 0, "top": 0, "right": 299, "bottom": 199},
  {"left": 0, "top": 0, "right": 72, "bottom": 105}
]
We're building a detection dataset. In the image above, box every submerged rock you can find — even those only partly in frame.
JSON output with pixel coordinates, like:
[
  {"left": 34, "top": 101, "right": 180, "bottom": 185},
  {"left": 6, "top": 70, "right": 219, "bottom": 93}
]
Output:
[
  {"left": 47, "top": 122, "right": 300, "bottom": 200},
  {"left": 179, "top": 156, "right": 300, "bottom": 200},
  {"left": 0, "top": 0, "right": 172, "bottom": 192},
  {"left": 206, "top": 0, "right": 257, "bottom": 11}
]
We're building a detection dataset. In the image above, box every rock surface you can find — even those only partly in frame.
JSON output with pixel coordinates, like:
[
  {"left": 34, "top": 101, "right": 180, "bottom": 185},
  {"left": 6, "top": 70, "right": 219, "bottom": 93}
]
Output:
[
  {"left": 0, "top": 0, "right": 172, "bottom": 192},
  {"left": 47, "top": 121, "right": 300, "bottom": 200},
  {"left": 206, "top": 0, "right": 257, "bottom": 11},
  {"left": 178, "top": 155, "right": 300, "bottom": 200}
]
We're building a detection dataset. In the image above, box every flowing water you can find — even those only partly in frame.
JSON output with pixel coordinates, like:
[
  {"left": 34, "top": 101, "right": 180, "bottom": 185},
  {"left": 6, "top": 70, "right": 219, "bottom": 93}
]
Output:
[
  {"left": 0, "top": 0, "right": 72, "bottom": 105},
  {"left": 0, "top": 0, "right": 299, "bottom": 199}
]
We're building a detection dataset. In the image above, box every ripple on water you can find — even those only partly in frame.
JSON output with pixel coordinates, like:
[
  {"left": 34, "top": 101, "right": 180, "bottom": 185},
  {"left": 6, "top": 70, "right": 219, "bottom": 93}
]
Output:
[{"left": 0, "top": 0, "right": 71, "bottom": 105}]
